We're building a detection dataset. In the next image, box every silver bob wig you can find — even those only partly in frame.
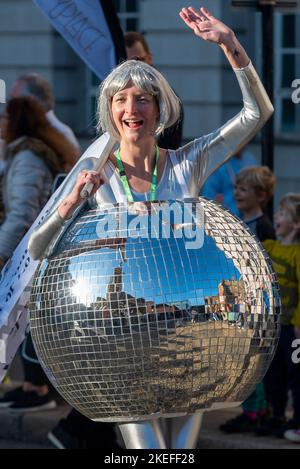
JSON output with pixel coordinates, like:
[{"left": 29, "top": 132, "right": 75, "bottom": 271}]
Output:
[{"left": 97, "top": 60, "right": 181, "bottom": 140}]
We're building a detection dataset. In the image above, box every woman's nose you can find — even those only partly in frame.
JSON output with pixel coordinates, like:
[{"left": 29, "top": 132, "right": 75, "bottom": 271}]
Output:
[{"left": 125, "top": 98, "right": 137, "bottom": 113}]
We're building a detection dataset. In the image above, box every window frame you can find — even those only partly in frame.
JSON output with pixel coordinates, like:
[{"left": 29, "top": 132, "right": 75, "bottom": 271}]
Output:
[{"left": 274, "top": 12, "right": 300, "bottom": 137}]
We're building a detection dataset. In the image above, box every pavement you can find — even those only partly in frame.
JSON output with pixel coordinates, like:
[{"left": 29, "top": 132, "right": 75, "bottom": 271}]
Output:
[
  {"left": 0, "top": 383, "right": 299, "bottom": 450},
  {"left": 198, "top": 408, "right": 299, "bottom": 449}
]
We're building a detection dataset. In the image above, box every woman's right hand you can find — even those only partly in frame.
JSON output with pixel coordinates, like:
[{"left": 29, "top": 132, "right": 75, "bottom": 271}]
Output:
[
  {"left": 58, "top": 170, "right": 103, "bottom": 219},
  {"left": 69, "top": 170, "right": 103, "bottom": 204}
]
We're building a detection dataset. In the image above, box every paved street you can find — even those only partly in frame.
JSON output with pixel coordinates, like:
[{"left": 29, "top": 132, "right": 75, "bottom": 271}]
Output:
[{"left": 1, "top": 383, "right": 299, "bottom": 450}]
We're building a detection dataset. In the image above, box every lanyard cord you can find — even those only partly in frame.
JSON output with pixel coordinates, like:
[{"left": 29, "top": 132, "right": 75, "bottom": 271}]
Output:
[{"left": 115, "top": 145, "right": 159, "bottom": 202}]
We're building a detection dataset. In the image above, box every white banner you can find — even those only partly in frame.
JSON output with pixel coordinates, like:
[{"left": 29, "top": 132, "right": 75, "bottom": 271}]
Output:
[
  {"left": 33, "top": 0, "right": 116, "bottom": 79},
  {"left": 0, "top": 133, "right": 113, "bottom": 382}
]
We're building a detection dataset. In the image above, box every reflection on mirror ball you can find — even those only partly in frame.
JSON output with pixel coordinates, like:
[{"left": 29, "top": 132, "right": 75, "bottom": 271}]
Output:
[{"left": 29, "top": 198, "right": 280, "bottom": 422}]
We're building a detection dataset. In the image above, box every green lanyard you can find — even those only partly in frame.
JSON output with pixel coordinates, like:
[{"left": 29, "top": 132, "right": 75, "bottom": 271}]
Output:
[{"left": 115, "top": 145, "right": 159, "bottom": 202}]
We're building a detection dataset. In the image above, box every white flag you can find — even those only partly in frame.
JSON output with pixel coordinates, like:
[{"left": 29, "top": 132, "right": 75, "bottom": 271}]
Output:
[
  {"left": 33, "top": 0, "right": 117, "bottom": 79},
  {"left": 0, "top": 133, "right": 115, "bottom": 382}
]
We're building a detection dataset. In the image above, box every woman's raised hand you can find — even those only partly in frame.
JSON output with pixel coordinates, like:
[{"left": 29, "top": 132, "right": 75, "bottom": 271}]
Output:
[
  {"left": 179, "top": 6, "right": 250, "bottom": 69},
  {"left": 179, "top": 6, "right": 235, "bottom": 48}
]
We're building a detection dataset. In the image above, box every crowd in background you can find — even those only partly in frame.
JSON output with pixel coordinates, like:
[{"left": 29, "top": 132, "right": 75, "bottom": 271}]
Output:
[{"left": 0, "top": 31, "right": 300, "bottom": 449}]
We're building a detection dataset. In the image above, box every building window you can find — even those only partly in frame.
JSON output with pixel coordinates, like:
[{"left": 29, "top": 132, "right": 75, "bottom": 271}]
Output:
[
  {"left": 85, "top": 0, "right": 139, "bottom": 134},
  {"left": 113, "top": 0, "right": 139, "bottom": 31},
  {"left": 275, "top": 13, "right": 300, "bottom": 135}
]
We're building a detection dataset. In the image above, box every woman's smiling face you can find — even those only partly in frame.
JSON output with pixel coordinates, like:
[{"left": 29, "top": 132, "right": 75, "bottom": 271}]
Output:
[{"left": 111, "top": 81, "right": 159, "bottom": 143}]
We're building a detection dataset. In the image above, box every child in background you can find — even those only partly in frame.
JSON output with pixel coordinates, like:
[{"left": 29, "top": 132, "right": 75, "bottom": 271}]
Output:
[
  {"left": 258, "top": 193, "right": 300, "bottom": 438},
  {"left": 234, "top": 166, "right": 276, "bottom": 240},
  {"left": 220, "top": 166, "right": 276, "bottom": 433}
]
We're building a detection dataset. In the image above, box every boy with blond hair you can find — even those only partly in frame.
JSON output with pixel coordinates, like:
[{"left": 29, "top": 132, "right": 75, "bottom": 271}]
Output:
[{"left": 234, "top": 165, "right": 276, "bottom": 240}]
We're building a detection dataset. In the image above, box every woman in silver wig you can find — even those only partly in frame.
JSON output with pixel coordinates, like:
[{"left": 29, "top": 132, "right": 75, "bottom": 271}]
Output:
[
  {"left": 97, "top": 59, "right": 181, "bottom": 140},
  {"left": 28, "top": 6, "right": 274, "bottom": 448}
]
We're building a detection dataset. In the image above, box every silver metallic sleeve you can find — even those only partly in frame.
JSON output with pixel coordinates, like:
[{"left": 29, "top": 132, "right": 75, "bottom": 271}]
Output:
[
  {"left": 175, "top": 61, "right": 274, "bottom": 195},
  {"left": 215, "top": 61, "right": 274, "bottom": 162},
  {"left": 28, "top": 209, "right": 66, "bottom": 260}
]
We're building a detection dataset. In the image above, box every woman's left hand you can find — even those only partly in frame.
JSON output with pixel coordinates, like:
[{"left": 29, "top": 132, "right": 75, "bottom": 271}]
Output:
[{"left": 179, "top": 6, "right": 235, "bottom": 48}]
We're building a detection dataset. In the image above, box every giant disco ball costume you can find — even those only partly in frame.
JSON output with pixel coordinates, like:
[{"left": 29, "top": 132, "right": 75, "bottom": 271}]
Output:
[{"left": 29, "top": 198, "right": 280, "bottom": 422}]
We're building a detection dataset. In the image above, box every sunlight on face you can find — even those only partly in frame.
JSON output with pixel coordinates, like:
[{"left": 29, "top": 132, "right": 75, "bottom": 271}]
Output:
[
  {"left": 234, "top": 183, "right": 259, "bottom": 211},
  {"left": 111, "top": 82, "right": 159, "bottom": 142}
]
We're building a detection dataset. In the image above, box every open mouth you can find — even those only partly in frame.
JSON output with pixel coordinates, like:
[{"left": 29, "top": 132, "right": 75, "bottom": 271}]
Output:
[{"left": 123, "top": 119, "right": 144, "bottom": 129}]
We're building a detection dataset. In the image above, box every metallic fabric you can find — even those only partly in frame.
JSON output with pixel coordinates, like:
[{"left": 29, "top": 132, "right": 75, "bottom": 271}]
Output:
[
  {"left": 118, "top": 414, "right": 203, "bottom": 449},
  {"left": 28, "top": 199, "right": 280, "bottom": 422},
  {"left": 27, "top": 209, "right": 66, "bottom": 261}
]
